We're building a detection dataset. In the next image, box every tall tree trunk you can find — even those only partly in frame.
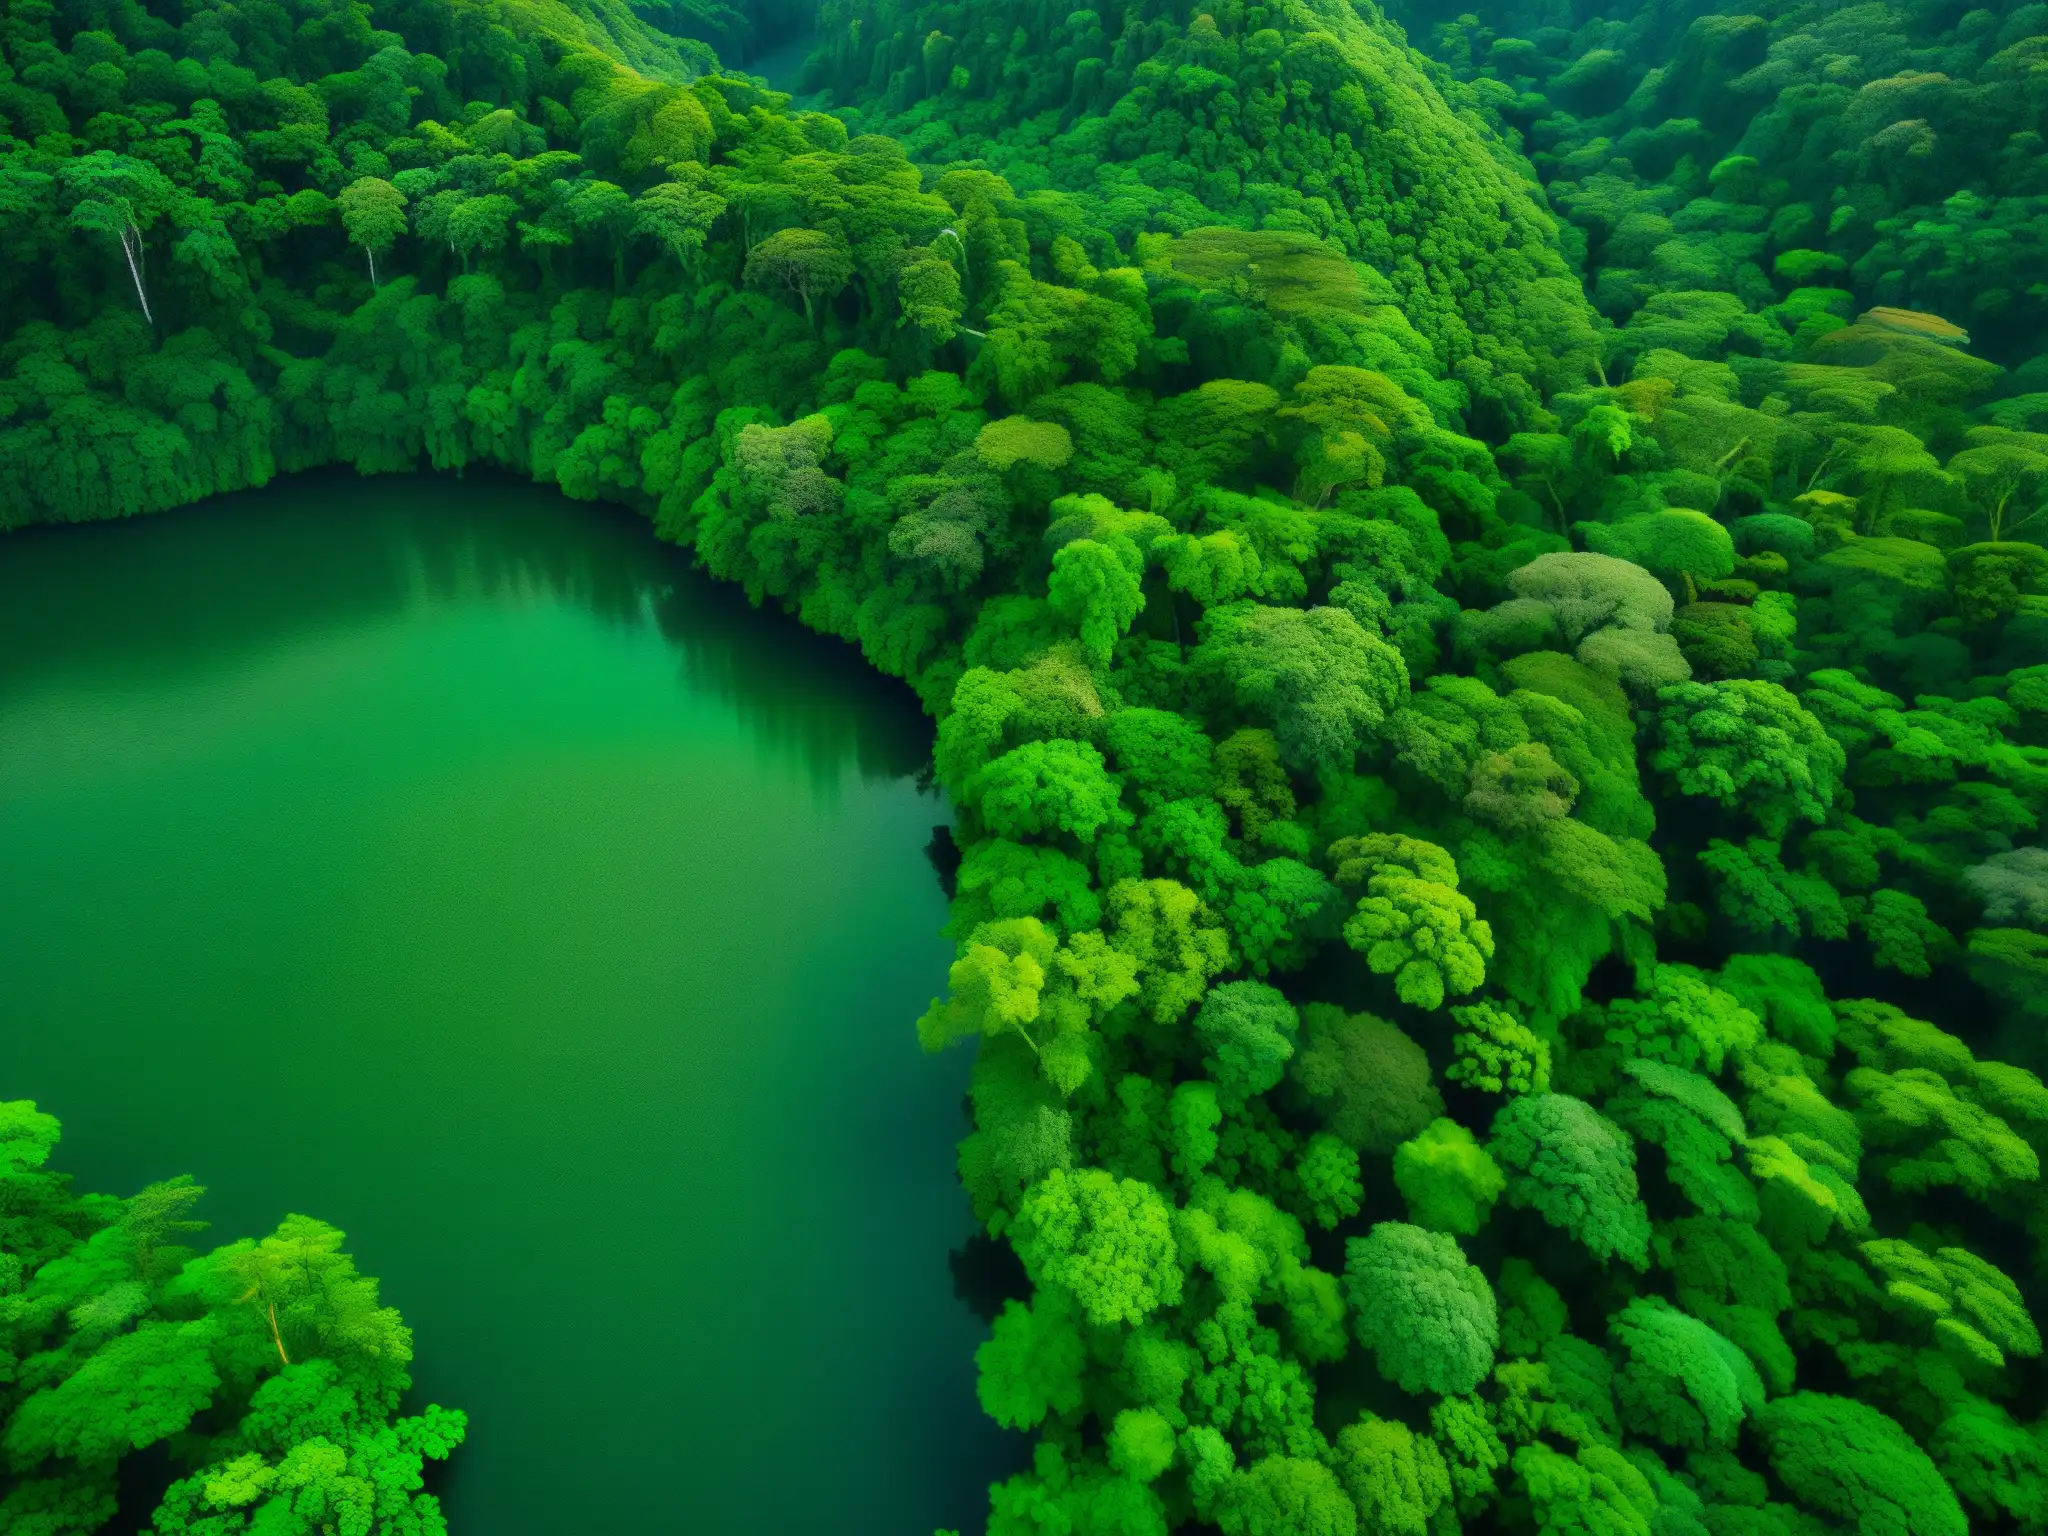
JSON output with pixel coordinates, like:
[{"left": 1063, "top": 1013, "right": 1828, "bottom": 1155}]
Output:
[
  {"left": 119, "top": 222, "right": 153, "bottom": 325},
  {"left": 266, "top": 1302, "right": 290, "bottom": 1368}
]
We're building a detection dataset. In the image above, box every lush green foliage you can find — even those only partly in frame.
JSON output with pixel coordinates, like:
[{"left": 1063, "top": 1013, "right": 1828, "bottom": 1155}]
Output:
[
  {"left": 804, "top": 0, "right": 1605, "bottom": 422},
  {"left": 1412, "top": 0, "right": 2048, "bottom": 374},
  {"left": 0, "top": 1104, "right": 461, "bottom": 1534},
  {"left": 5, "top": 0, "right": 2048, "bottom": 1529}
]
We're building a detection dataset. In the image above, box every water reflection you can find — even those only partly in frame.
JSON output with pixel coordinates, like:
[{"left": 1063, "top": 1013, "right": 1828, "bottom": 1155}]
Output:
[
  {"left": 0, "top": 470, "right": 1019, "bottom": 1535},
  {"left": 0, "top": 471, "right": 933, "bottom": 792}
]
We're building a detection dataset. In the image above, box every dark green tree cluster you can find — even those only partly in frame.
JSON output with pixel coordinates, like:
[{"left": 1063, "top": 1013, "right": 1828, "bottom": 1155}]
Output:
[
  {"left": 1411, "top": 0, "right": 2048, "bottom": 376},
  {"left": 802, "top": 0, "right": 1606, "bottom": 422},
  {"left": 4, "top": 0, "right": 2048, "bottom": 1532},
  {"left": 0, "top": 1103, "right": 463, "bottom": 1535}
]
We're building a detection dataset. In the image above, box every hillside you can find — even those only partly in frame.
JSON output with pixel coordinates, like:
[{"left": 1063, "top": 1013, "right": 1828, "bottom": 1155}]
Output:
[
  {"left": 4, "top": 0, "right": 2048, "bottom": 1533},
  {"left": 1400, "top": 0, "right": 2048, "bottom": 379},
  {"left": 803, "top": 0, "right": 1606, "bottom": 423}
]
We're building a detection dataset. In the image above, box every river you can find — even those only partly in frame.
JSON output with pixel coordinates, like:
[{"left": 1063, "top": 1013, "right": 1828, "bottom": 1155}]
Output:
[{"left": 0, "top": 473, "right": 1016, "bottom": 1532}]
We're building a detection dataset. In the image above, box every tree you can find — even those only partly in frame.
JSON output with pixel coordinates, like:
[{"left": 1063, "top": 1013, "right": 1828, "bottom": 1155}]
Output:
[
  {"left": 1618, "top": 289, "right": 1782, "bottom": 362},
  {"left": 566, "top": 179, "right": 637, "bottom": 291},
  {"left": 1968, "top": 928, "right": 2048, "bottom": 1028},
  {"left": 186, "top": 1214, "right": 413, "bottom": 1378},
  {"left": 2, "top": 1322, "right": 220, "bottom": 1466},
  {"left": 917, "top": 920, "right": 1054, "bottom": 1058},
  {"left": 1200, "top": 604, "right": 1409, "bottom": 776},
  {"left": 1775, "top": 249, "right": 1848, "bottom": 286},
  {"left": 1832, "top": 425, "right": 1952, "bottom": 531},
  {"left": 1949, "top": 430, "right": 2048, "bottom": 542},
  {"left": 1328, "top": 835, "right": 1494, "bottom": 1009},
  {"left": 1948, "top": 541, "right": 2048, "bottom": 625},
  {"left": 1151, "top": 380, "right": 1281, "bottom": 490},
  {"left": 1929, "top": 1398, "right": 2048, "bottom": 1529},
  {"left": 1965, "top": 848, "right": 2048, "bottom": 927},
  {"left": 977, "top": 1288, "right": 1086, "bottom": 1430},
  {"left": 949, "top": 840, "right": 1102, "bottom": 937},
  {"left": 1752, "top": 1394, "right": 1967, "bottom": 1536},
  {"left": 446, "top": 193, "right": 516, "bottom": 273},
  {"left": 959, "top": 1041, "right": 1074, "bottom": 1222},
  {"left": 1653, "top": 680, "right": 1845, "bottom": 837},
  {"left": 1295, "top": 1134, "right": 1365, "bottom": 1230},
  {"left": 62, "top": 151, "right": 174, "bottom": 324},
  {"left": 1506, "top": 552, "right": 1675, "bottom": 643},
  {"left": 1387, "top": 674, "right": 1534, "bottom": 798},
  {"left": 1333, "top": 1415, "right": 1452, "bottom": 1536},
  {"left": 1215, "top": 1454, "right": 1358, "bottom": 1536},
  {"left": 900, "top": 247, "right": 966, "bottom": 345},
  {"left": 631, "top": 176, "right": 726, "bottom": 278},
  {"left": 1103, "top": 708, "right": 1216, "bottom": 808},
  {"left": 744, "top": 226, "right": 856, "bottom": 328},
  {"left": 1672, "top": 601, "right": 1761, "bottom": 679},
  {"left": 1610, "top": 1058, "right": 1756, "bottom": 1221},
  {"left": 921, "top": 916, "right": 1138, "bottom": 1095},
  {"left": 1512, "top": 1443, "right": 1657, "bottom": 1536},
  {"left": 1488, "top": 1095, "right": 1650, "bottom": 1267},
  {"left": 988, "top": 1441, "right": 1169, "bottom": 1536},
  {"left": 1845, "top": 1062, "right": 2038, "bottom": 1203},
  {"left": 1279, "top": 366, "right": 1428, "bottom": 505},
  {"left": 1581, "top": 509, "right": 1735, "bottom": 602},
  {"left": 965, "top": 740, "right": 1133, "bottom": 845},
  {"left": 1010, "top": 1168, "right": 1182, "bottom": 1328},
  {"left": 1047, "top": 538, "right": 1144, "bottom": 666},
  {"left": 1499, "top": 432, "right": 1580, "bottom": 527},
  {"left": 1194, "top": 981, "right": 1300, "bottom": 1099},
  {"left": 1104, "top": 877, "right": 1231, "bottom": 1024},
  {"left": 732, "top": 416, "right": 841, "bottom": 520},
  {"left": 1446, "top": 1001, "right": 1553, "bottom": 1096},
  {"left": 981, "top": 420, "right": 1077, "bottom": 474},
  {"left": 1575, "top": 626, "right": 1694, "bottom": 695},
  {"left": 1698, "top": 838, "right": 1847, "bottom": 940},
  {"left": 1600, "top": 963, "right": 1762, "bottom": 1075},
  {"left": 151, "top": 1360, "right": 463, "bottom": 1536},
  {"left": 1500, "top": 653, "right": 1651, "bottom": 840},
  {"left": 1394, "top": 1119, "right": 1506, "bottom": 1235},
  {"left": 1858, "top": 1239, "right": 2041, "bottom": 1368},
  {"left": 1608, "top": 1298, "right": 1762, "bottom": 1450},
  {"left": 336, "top": 177, "right": 407, "bottom": 287},
  {"left": 1109, "top": 1408, "right": 1178, "bottom": 1484},
  {"left": 1459, "top": 595, "right": 1561, "bottom": 662},
  {"left": 1659, "top": 1215, "right": 1795, "bottom": 1391},
  {"left": 1344, "top": 1223, "right": 1498, "bottom": 1396},
  {"left": 1464, "top": 742, "right": 1579, "bottom": 834},
  {"left": 1716, "top": 953, "right": 1836, "bottom": 1055},
  {"left": 1426, "top": 1399, "right": 1505, "bottom": 1515},
  {"left": 0, "top": 1107, "right": 453, "bottom": 1536},
  {"left": 1851, "top": 889, "right": 1956, "bottom": 978},
  {"left": 1293, "top": 1004, "right": 1443, "bottom": 1153},
  {"left": 1215, "top": 728, "right": 1300, "bottom": 847}
]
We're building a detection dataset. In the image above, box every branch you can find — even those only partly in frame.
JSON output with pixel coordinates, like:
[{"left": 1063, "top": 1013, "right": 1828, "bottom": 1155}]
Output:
[{"left": 267, "top": 1301, "right": 291, "bottom": 1368}]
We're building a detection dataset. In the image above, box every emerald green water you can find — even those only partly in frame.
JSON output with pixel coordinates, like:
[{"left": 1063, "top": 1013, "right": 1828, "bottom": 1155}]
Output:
[{"left": 0, "top": 475, "right": 1013, "bottom": 1532}]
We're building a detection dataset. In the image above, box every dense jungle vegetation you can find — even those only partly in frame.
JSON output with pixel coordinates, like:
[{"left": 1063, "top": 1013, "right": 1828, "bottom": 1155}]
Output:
[{"left": 3, "top": 0, "right": 2047, "bottom": 1528}]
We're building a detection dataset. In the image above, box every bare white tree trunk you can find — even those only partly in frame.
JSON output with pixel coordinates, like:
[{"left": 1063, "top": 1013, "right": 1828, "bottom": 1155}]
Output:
[{"left": 119, "top": 221, "right": 153, "bottom": 325}]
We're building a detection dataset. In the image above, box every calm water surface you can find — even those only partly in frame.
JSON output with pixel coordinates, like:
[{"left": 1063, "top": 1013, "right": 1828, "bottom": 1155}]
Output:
[{"left": 0, "top": 475, "right": 1013, "bottom": 1532}]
